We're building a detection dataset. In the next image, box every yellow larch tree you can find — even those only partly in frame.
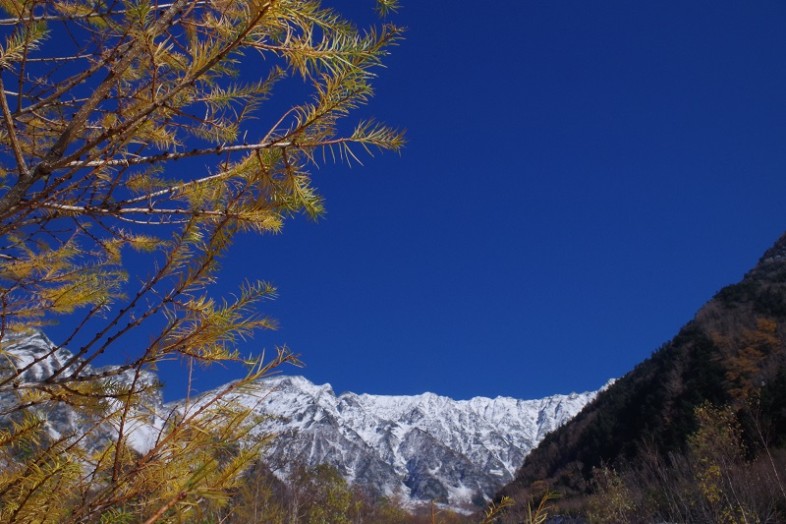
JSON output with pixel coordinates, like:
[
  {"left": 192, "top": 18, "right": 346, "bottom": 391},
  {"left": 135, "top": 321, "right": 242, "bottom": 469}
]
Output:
[{"left": 0, "top": 0, "right": 402, "bottom": 522}]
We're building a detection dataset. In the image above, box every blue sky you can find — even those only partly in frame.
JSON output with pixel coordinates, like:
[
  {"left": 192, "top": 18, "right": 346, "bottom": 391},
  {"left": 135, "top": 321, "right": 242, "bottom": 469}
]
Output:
[
  {"left": 49, "top": 1, "right": 786, "bottom": 401},
  {"left": 191, "top": 0, "right": 786, "bottom": 401}
]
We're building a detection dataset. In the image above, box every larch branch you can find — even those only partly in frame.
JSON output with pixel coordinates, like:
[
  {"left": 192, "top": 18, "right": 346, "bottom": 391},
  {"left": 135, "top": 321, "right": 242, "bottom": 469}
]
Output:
[
  {"left": 0, "top": 76, "right": 29, "bottom": 178},
  {"left": 49, "top": 2, "right": 273, "bottom": 173},
  {"left": 0, "top": 2, "right": 207, "bottom": 26}
]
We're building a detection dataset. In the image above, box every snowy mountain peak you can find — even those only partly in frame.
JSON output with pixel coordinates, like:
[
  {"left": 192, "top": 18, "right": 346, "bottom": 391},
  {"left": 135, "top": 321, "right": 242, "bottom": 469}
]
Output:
[
  {"left": 237, "top": 374, "right": 602, "bottom": 508},
  {"left": 1, "top": 331, "right": 76, "bottom": 382},
  {"left": 1, "top": 335, "right": 604, "bottom": 511}
]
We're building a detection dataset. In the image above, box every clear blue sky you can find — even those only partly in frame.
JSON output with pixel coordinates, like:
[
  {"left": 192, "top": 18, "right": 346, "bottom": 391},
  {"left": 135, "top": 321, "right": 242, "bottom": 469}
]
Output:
[
  {"left": 204, "top": 0, "right": 786, "bottom": 401},
  {"left": 64, "top": 1, "right": 786, "bottom": 401}
]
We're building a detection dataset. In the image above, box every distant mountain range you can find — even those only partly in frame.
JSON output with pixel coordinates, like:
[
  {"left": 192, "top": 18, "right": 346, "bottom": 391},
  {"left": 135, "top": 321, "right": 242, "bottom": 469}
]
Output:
[{"left": 0, "top": 332, "right": 604, "bottom": 510}]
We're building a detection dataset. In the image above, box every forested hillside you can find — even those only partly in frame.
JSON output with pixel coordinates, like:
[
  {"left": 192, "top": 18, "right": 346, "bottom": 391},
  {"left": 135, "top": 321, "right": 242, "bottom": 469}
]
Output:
[{"left": 499, "top": 232, "right": 786, "bottom": 522}]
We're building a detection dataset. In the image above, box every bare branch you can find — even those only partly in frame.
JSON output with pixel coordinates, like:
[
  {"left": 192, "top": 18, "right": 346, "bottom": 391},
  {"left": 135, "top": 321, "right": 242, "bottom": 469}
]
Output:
[
  {"left": 0, "top": 75, "right": 30, "bottom": 177},
  {"left": 23, "top": 54, "right": 93, "bottom": 63},
  {"left": 38, "top": 202, "right": 233, "bottom": 218},
  {"left": 0, "top": 2, "right": 207, "bottom": 26}
]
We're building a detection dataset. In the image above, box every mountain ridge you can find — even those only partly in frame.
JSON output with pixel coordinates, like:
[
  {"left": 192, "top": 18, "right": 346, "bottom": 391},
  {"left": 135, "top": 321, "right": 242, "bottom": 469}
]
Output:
[
  {"left": 0, "top": 333, "right": 605, "bottom": 511},
  {"left": 213, "top": 373, "right": 606, "bottom": 508}
]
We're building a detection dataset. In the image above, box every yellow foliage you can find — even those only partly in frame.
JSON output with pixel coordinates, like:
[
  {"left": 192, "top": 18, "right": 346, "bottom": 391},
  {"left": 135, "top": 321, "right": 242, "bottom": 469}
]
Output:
[
  {"left": 688, "top": 403, "right": 751, "bottom": 523},
  {"left": 0, "top": 0, "right": 402, "bottom": 522}
]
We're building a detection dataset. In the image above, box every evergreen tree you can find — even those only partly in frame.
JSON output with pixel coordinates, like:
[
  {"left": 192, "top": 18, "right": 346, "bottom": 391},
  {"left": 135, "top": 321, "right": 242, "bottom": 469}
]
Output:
[{"left": 0, "top": 0, "right": 402, "bottom": 521}]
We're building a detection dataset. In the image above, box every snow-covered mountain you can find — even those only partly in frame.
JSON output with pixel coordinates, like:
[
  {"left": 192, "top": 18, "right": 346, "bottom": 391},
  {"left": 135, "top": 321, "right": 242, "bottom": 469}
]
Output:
[
  {"left": 0, "top": 332, "right": 604, "bottom": 510},
  {"left": 239, "top": 375, "right": 603, "bottom": 508},
  {"left": 0, "top": 331, "right": 163, "bottom": 451}
]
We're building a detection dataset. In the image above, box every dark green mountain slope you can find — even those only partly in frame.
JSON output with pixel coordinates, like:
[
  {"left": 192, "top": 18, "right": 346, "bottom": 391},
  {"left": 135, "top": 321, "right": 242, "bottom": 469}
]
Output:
[{"left": 500, "top": 232, "right": 786, "bottom": 516}]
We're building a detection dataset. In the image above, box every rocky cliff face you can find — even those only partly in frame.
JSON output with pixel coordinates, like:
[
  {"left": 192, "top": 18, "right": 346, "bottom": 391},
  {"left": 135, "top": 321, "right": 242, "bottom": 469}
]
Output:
[{"left": 0, "top": 333, "right": 603, "bottom": 510}]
